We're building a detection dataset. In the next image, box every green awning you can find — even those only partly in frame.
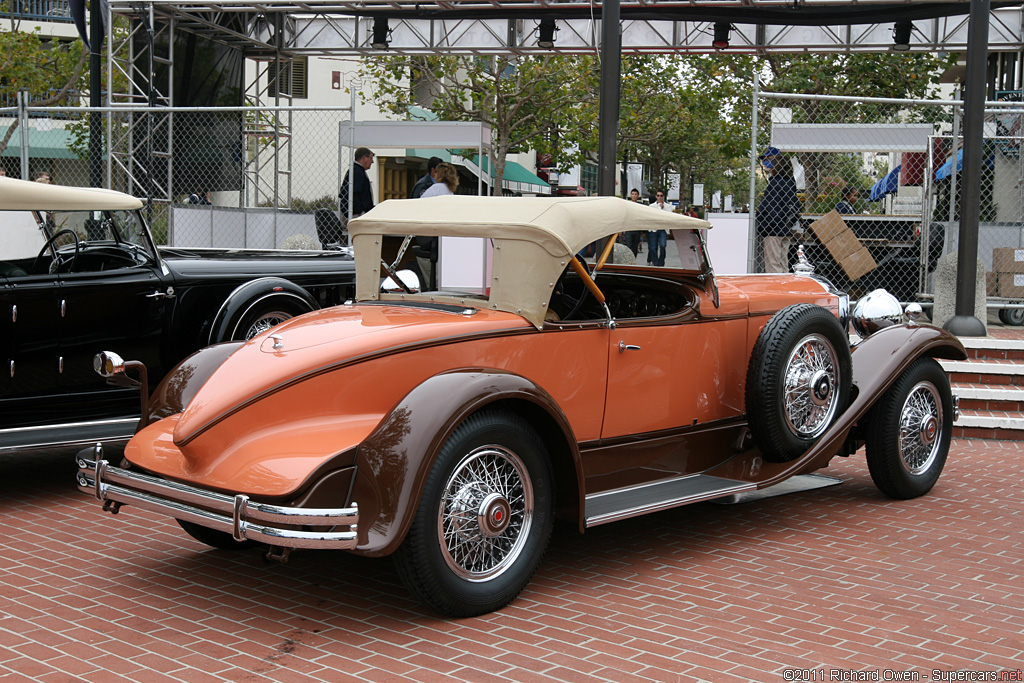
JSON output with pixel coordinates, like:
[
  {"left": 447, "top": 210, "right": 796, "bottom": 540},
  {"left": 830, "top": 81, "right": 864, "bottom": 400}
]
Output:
[
  {"left": 406, "top": 148, "right": 452, "bottom": 163},
  {"left": 0, "top": 126, "right": 79, "bottom": 159},
  {"left": 405, "top": 147, "right": 551, "bottom": 195}
]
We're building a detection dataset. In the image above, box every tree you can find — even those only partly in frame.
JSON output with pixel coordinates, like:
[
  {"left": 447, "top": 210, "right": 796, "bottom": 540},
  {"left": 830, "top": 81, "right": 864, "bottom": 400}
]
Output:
[
  {"left": 0, "top": 12, "right": 88, "bottom": 157},
  {"left": 360, "top": 54, "right": 592, "bottom": 195}
]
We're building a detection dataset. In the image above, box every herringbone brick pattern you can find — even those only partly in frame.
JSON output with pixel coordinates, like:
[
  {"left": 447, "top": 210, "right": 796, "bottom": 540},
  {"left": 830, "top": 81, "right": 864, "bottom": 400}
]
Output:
[{"left": 0, "top": 441, "right": 1021, "bottom": 682}]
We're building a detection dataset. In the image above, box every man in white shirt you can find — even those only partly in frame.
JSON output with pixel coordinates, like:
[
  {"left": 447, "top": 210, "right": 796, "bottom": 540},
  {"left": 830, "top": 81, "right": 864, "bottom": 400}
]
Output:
[{"left": 647, "top": 191, "right": 671, "bottom": 266}]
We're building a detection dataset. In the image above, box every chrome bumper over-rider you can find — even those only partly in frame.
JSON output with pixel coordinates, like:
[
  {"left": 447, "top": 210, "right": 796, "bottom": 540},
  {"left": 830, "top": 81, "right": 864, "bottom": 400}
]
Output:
[{"left": 76, "top": 444, "right": 359, "bottom": 550}]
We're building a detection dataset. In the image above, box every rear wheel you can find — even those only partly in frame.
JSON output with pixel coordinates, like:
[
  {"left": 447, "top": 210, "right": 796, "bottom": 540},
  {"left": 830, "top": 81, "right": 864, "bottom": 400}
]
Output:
[
  {"left": 393, "top": 410, "right": 554, "bottom": 617},
  {"left": 865, "top": 358, "right": 952, "bottom": 499},
  {"left": 998, "top": 308, "right": 1024, "bottom": 326},
  {"left": 223, "top": 297, "right": 311, "bottom": 342}
]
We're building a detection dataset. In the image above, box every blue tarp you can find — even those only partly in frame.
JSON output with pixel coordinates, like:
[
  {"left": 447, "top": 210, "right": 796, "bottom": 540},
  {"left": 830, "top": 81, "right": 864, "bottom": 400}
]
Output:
[
  {"left": 934, "top": 148, "right": 995, "bottom": 180},
  {"left": 869, "top": 165, "right": 901, "bottom": 201}
]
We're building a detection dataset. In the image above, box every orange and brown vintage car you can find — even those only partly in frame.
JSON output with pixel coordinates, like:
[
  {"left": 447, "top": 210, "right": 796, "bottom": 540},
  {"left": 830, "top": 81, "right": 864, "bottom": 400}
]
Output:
[{"left": 78, "top": 196, "right": 965, "bottom": 617}]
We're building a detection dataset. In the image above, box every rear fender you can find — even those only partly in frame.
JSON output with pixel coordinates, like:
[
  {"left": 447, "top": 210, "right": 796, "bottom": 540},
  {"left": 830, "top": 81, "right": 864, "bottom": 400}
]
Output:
[
  {"left": 207, "top": 277, "right": 317, "bottom": 344},
  {"left": 350, "top": 369, "right": 582, "bottom": 557},
  {"left": 147, "top": 342, "right": 243, "bottom": 425}
]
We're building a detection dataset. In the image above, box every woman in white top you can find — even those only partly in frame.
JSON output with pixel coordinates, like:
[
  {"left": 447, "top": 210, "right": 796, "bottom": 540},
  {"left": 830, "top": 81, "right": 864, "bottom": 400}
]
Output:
[{"left": 420, "top": 163, "right": 459, "bottom": 198}]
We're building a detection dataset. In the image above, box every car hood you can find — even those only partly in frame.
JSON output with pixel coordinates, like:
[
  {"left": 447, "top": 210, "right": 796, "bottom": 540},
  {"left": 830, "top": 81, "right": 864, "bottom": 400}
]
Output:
[
  {"left": 172, "top": 302, "right": 531, "bottom": 446},
  {"left": 159, "top": 246, "right": 354, "bottom": 277}
]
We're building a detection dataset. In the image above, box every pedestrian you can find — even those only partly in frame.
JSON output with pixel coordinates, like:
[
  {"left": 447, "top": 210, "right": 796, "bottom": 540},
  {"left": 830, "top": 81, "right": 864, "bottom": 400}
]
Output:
[
  {"left": 188, "top": 191, "right": 211, "bottom": 205},
  {"left": 835, "top": 186, "right": 858, "bottom": 214},
  {"left": 410, "top": 156, "right": 443, "bottom": 198},
  {"left": 34, "top": 171, "right": 51, "bottom": 184},
  {"left": 420, "top": 162, "right": 459, "bottom": 197},
  {"left": 756, "top": 147, "right": 800, "bottom": 273},
  {"left": 647, "top": 190, "right": 671, "bottom": 266},
  {"left": 0, "top": 168, "right": 6, "bottom": 177},
  {"left": 622, "top": 188, "right": 643, "bottom": 256},
  {"left": 338, "top": 147, "right": 375, "bottom": 222}
]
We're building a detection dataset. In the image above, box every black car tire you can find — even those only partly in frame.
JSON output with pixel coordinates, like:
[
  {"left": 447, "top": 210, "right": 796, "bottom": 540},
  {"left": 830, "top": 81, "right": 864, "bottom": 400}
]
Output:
[
  {"left": 177, "top": 520, "right": 255, "bottom": 550},
  {"left": 223, "top": 296, "right": 312, "bottom": 342},
  {"left": 864, "top": 357, "right": 952, "bottom": 500},
  {"left": 998, "top": 308, "right": 1024, "bottom": 326},
  {"left": 746, "top": 304, "right": 852, "bottom": 463},
  {"left": 393, "top": 410, "right": 554, "bottom": 617}
]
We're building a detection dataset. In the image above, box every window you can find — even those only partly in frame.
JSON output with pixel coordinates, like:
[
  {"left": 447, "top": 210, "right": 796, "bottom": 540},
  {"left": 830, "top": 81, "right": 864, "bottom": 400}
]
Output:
[{"left": 267, "top": 57, "right": 307, "bottom": 99}]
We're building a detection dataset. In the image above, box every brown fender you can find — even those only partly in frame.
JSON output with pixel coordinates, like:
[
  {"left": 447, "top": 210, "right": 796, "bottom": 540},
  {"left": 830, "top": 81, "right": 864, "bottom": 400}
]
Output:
[
  {"left": 708, "top": 323, "right": 962, "bottom": 489},
  {"left": 348, "top": 369, "right": 583, "bottom": 557},
  {"left": 146, "top": 342, "right": 243, "bottom": 426},
  {"left": 745, "top": 323, "right": 966, "bottom": 488}
]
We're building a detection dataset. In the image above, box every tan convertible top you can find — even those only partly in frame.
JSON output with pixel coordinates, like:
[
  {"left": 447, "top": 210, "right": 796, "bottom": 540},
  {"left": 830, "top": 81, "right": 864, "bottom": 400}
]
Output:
[
  {"left": 0, "top": 176, "right": 144, "bottom": 211},
  {"left": 350, "top": 195, "right": 710, "bottom": 258},
  {"left": 349, "top": 196, "right": 712, "bottom": 328}
]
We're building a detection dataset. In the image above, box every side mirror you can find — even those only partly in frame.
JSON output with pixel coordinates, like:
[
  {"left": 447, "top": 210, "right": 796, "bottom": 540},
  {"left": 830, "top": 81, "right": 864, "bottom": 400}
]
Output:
[{"left": 381, "top": 269, "right": 421, "bottom": 293}]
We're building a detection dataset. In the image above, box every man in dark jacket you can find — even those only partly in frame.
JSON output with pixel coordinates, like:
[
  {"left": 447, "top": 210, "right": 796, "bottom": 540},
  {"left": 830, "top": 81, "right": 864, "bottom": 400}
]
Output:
[
  {"left": 339, "top": 147, "right": 375, "bottom": 219},
  {"left": 756, "top": 147, "right": 800, "bottom": 273},
  {"left": 410, "top": 157, "right": 443, "bottom": 198}
]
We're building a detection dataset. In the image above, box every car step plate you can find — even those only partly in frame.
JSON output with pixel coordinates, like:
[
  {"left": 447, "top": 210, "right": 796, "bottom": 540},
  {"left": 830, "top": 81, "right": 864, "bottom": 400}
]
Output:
[
  {"left": 708, "top": 474, "right": 843, "bottom": 505},
  {"left": 584, "top": 474, "right": 756, "bottom": 527}
]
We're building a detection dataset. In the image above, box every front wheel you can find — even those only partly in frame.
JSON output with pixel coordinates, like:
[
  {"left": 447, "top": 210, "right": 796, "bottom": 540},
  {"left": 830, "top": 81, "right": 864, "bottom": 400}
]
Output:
[
  {"left": 864, "top": 357, "right": 953, "bottom": 499},
  {"left": 393, "top": 410, "right": 554, "bottom": 617},
  {"left": 223, "top": 296, "right": 311, "bottom": 342},
  {"left": 998, "top": 308, "right": 1024, "bottom": 326}
]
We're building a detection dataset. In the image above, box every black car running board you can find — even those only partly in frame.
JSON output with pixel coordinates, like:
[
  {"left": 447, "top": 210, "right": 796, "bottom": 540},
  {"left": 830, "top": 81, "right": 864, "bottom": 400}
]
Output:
[{"left": 584, "top": 474, "right": 755, "bottom": 528}]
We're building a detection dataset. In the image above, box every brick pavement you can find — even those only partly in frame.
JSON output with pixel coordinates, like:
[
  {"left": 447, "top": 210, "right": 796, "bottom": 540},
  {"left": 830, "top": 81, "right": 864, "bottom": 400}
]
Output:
[{"left": 0, "top": 441, "right": 1021, "bottom": 683}]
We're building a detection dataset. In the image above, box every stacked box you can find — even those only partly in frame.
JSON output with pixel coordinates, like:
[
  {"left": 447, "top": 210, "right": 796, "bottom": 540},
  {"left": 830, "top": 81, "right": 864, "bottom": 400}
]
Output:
[
  {"left": 992, "top": 248, "right": 1024, "bottom": 298},
  {"left": 809, "top": 210, "right": 877, "bottom": 281}
]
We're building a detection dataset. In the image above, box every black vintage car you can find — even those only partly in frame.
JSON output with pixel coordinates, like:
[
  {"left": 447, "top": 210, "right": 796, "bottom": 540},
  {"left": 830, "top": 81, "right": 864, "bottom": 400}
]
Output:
[{"left": 0, "top": 177, "right": 355, "bottom": 453}]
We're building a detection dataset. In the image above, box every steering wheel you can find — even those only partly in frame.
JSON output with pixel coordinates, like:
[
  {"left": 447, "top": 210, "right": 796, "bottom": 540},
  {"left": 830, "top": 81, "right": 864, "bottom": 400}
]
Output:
[{"left": 32, "top": 229, "right": 80, "bottom": 274}]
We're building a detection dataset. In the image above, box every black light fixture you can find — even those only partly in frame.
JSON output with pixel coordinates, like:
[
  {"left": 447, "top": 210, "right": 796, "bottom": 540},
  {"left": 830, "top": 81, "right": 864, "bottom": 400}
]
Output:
[
  {"left": 892, "top": 21, "right": 912, "bottom": 51},
  {"left": 712, "top": 22, "right": 731, "bottom": 49},
  {"left": 538, "top": 19, "right": 557, "bottom": 49},
  {"left": 371, "top": 17, "right": 390, "bottom": 50}
]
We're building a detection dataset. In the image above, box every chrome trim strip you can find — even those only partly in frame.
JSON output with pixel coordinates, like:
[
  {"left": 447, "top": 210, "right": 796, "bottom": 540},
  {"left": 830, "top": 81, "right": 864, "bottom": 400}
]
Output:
[
  {"left": 584, "top": 475, "right": 756, "bottom": 528},
  {"left": 76, "top": 457, "right": 359, "bottom": 550},
  {"left": 0, "top": 417, "right": 137, "bottom": 436}
]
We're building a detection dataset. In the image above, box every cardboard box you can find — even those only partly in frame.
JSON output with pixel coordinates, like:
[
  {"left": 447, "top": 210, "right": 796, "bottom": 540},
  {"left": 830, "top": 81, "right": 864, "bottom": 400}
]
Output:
[
  {"left": 992, "top": 247, "right": 1024, "bottom": 274},
  {"left": 998, "top": 272, "right": 1024, "bottom": 298},
  {"left": 809, "top": 210, "right": 847, "bottom": 244},
  {"left": 987, "top": 271, "right": 998, "bottom": 297},
  {"left": 840, "top": 247, "right": 878, "bottom": 282},
  {"left": 809, "top": 210, "right": 877, "bottom": 280}
]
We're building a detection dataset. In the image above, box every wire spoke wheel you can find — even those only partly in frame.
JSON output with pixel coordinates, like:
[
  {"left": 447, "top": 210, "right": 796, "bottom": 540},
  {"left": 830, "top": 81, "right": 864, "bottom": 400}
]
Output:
[
  {"left": 438, "top": 445, "right": 533, "bottom": 582},
  {"left": 866, "top": 358, "right": 953, "bottom": 500},
  {"left": 243, "top": 310, "right": 293, "bottom": 340},
  {"left": 897, "top": 381, "right": 943, "bottom": 475},
  {"left": 783, "top": 333, "right": 841, "bottom": 439}
]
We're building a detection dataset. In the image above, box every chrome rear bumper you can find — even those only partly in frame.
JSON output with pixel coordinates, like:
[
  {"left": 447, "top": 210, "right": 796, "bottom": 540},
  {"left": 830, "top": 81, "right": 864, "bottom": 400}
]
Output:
[{"left": 76, "top": 445, "right": 358, "bottom": 550}]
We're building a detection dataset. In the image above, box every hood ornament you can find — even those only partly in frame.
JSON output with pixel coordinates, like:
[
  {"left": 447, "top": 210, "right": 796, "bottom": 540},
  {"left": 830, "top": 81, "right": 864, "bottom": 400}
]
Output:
[{"left": 792, "top": 244, "right": 815, "bottom": 276}]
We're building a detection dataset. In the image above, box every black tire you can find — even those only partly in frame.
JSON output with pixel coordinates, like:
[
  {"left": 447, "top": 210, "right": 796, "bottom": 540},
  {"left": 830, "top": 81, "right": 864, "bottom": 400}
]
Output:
[
  {"left": 393, "top": 410, "right": 554, "bottom": 617},
  {"left": 998, "top": 308, "right": 1024, "bottom": 326},
  {"left": 746, "top": 304, "right": 852, "bottom": 463},
  {"left": 224, "top": 297, "right": 311, "bottom": 342},
  {"left": 864, "top": 357, "right": 952, "bottom": 499},
  {"left": 177, "top": 520, "right": 255, "bottom": 550}
]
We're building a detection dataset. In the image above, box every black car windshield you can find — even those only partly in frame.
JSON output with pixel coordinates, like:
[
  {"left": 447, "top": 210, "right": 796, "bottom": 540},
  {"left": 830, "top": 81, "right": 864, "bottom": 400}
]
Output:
[{"left": 47, "top": 210, "right": 149, "bottom": 249}]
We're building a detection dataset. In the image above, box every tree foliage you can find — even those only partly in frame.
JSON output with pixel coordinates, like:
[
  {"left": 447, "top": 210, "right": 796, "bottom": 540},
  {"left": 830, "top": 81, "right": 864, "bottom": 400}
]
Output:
[
  {"left": 0, "top": 11, "right": 88, "bottom": 156},
  {"left": 359, "top": 54, "right": 592, "bottom": 194}
]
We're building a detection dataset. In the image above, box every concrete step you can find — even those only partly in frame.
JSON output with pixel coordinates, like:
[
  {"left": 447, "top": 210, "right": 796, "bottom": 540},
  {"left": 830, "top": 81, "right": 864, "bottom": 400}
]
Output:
[{"left": 941, "top": 337, "right": 1024, "bottom": 439}]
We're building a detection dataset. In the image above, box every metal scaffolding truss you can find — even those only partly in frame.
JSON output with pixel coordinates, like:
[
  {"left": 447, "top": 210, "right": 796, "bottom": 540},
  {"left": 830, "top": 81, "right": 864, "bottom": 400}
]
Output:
[{"left": 105, "top": 1, "right": 1024, "bottom": 55}]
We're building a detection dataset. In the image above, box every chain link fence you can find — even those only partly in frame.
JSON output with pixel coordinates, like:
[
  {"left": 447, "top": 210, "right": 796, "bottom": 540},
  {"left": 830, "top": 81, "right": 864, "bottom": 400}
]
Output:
[{"left": 752, "top": 91, "right": 1024, "bottom": 314}]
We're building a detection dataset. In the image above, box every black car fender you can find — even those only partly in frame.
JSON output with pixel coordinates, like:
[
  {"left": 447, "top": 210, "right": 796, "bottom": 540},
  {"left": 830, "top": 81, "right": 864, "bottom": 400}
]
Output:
[
  {"left": 348, "top": 368, "right": 584, "bottom": 557},
  {"left": 146, "top": 341, "right": 244, "bottom": 426},
  {"left": 207, "top": 277, "right": 318, "bottom": 344}
]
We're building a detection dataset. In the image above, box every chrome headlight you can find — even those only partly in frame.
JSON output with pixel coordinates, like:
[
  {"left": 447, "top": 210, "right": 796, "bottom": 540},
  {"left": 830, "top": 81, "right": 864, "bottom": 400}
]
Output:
[{"left": 852, "top": 289, "right": 902, "bottom": 338}]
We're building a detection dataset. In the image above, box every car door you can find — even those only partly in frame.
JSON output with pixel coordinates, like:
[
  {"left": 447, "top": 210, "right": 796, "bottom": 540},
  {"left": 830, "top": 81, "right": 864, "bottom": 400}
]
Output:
[
  {"left": 56, "top": 253, "right": 172, "bottom": 424},
  {"left": 602, "top": 319, "right": 701, "bottom": 439}
]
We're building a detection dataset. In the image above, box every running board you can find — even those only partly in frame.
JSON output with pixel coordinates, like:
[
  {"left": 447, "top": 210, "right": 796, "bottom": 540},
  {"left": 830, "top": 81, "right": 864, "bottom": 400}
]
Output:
[{"left": 584, "top": 474, "right": 756, "bottom": 528}]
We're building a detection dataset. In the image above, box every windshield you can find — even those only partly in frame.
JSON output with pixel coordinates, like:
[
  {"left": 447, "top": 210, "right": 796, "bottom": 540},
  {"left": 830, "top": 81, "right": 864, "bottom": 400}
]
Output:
[{"left": 46, "top": 209, "right": 149, "bottom": 249}]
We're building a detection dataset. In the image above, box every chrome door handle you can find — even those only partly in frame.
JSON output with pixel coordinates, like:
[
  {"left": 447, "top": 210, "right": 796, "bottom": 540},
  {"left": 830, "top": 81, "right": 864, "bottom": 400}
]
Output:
[
  {"left": 146, "top": 287, "right": 175, "bottom": 299},
  {"left": 618, "top": 341, "right": 641, "bottom": 353}
]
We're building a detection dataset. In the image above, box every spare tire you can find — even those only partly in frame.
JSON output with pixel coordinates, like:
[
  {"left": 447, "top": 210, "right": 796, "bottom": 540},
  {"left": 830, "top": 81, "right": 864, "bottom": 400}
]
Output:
[{"left": 745, "top": 304, "right": 852, "bottom": 463}]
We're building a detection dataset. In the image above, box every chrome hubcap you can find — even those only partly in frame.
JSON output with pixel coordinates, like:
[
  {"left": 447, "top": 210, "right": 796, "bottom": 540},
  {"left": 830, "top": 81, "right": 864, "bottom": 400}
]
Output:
[
  {"left": 438, "top": 446, "right": 533, "bottom": 581},
  {"left": 245, "top": 312, "right": 291, "bottom": 340},
  {"left": 899, "top": 381, "right": 943, "bottom": 475},
  {"left": 784, "top": 333, "right": 841, "bottom": 438}
]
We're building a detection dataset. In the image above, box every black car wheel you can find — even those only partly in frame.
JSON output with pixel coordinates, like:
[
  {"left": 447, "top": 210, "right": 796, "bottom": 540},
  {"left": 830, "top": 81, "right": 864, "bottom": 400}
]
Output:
[
  {"left": 394, "top": 410, "right": 554, "bottom": 617},
  {"left": 746, "top": 304, "right": 852, "bottom": 463},
  {"left": 865, "top": 358, "right": 952, "bottom": 499},
  {"left": 225, "top": 297, "right": 312, "bottom": 342},
  {"left": 998, "top": 308, "right": 1024, "bottom": 326},
  {"left": 177, "top": 520, "right": 255, "bottom": 550}
]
